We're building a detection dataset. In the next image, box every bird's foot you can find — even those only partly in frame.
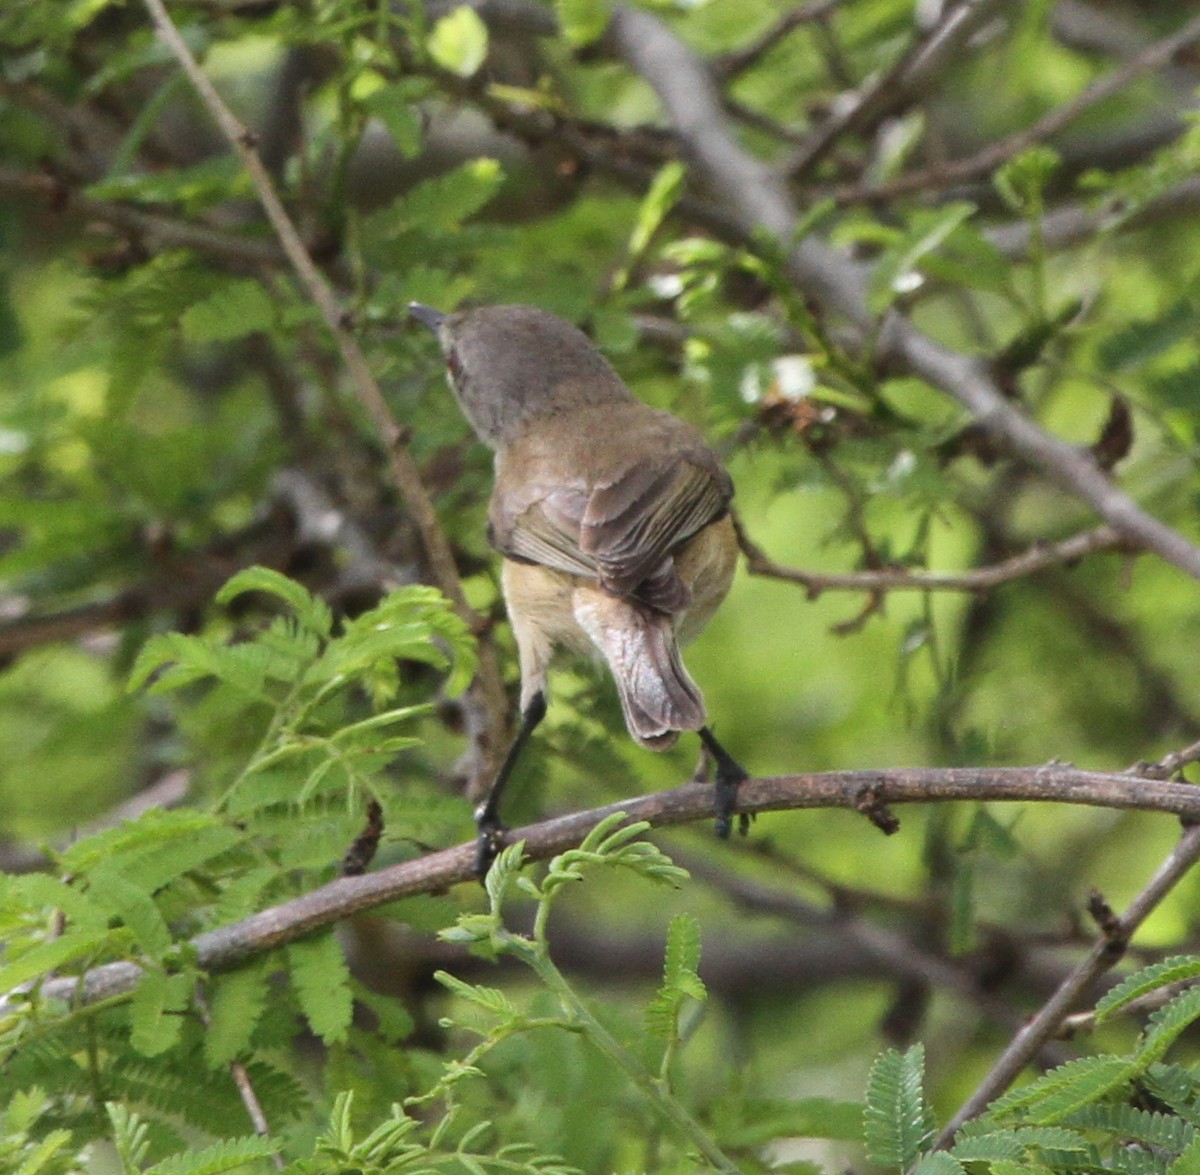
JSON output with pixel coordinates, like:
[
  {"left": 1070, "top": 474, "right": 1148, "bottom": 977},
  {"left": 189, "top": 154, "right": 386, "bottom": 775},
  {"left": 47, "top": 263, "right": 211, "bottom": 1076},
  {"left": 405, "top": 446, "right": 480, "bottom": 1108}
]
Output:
[
  {"left": 699, "top": 727, "right": 752, "bottom": 839},
  {"left": 473, "top": 804, "right": 509, "bottom": 879}
]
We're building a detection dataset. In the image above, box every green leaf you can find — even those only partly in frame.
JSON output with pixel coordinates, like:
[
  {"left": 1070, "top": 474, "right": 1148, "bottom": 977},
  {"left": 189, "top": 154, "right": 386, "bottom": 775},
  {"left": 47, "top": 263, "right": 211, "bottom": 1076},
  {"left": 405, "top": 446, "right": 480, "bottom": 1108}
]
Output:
[
  {"left": 868, "top": 203, "right": 978, "bottom": 313},
  {"left": 985, "top": 1055, "right": 1132, "bottom": 1124},
  {"left": 179, "top": 278, "right": 275, "bottom": 343},
  {"left": 288, "top": 932, "right": 353, "bottom": 1045},
  {"left": 484, "top": 840, "right": 528, "bottom": 914},
  {"left": 427, "top": 6, "right": 489, "bottom": 77},
  {"left": 0, "top": 873, "right": 108, "bottom": 933},
  {"left": 388, "top": 158, "right": 503, "bottom": 233},
  {"left": 556, "top": 0, "right": 612, "bottom": 48},
  {"left": 434, "top": 970, "right": 518, "bottom": 1019},
  {"left": 87, "top": 866, "right": 172, "bottom": 956},
  {"left": 107, "top": 1103, "right": 151, "bottom": 1172},
  {"left": 216, "top": 566, "right": 334, "bottom": 638},
  {"left": 142, "top": 1136, "right": 280, "bottom": 1175},
  {"left": 362, "top": 81, "right": 425, "bottom": 158},
  {"left": 1066, "top": 1104, "right": 1195, "bottom": 1153},
  {"left": 995, "top": 145, "right": 1061, "bottom": 212},
  {"left": 863, "top": 1044, "right": 934, "bottom": 1167},
  {"left": 1135, "top": 984, "right": 1200, "bottom": 1068},
  {"left": 614, "top": 160, "right": 685, "bottom": 291},
  {"left": 205, "top": 957, "right": 274, "bottom": 1067},
  {"left": 663, "top": 912, "right": 705, "bottom": 1002},
  {"left": 129, "top": 969, "right": 191, "bottom": 1057},
  {"left": 1170, "top": 1135, "right": 1200, "bottom": 1175},
  {"left": 1096, "top": 956, "right": 1200, "bottom": 1023},
  {"left": 0, "top": 928, "right": 112, "bottom": 994},
  {"left": 1097, "top": 287, "right": 1200, "bottom": 373},
  {"left": 127, "top": 632, "right": 272, "bottom": 702},
  {"left": 911, "top": 1154, "right": 966, "bottom": 1175}
]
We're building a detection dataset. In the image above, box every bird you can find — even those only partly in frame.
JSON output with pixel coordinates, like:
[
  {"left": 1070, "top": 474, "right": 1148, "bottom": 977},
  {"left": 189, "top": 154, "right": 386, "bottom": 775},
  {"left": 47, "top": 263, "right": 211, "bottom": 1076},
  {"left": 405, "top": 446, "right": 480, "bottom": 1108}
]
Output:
[{"left": 410, "top": 302, "right": 748, "bottom": 870}]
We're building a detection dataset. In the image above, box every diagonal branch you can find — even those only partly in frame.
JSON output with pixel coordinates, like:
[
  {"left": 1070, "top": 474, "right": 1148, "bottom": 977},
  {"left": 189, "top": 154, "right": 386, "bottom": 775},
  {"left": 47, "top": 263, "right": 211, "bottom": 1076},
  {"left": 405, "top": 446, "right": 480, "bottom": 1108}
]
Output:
[
  {"left": 140, "top": 0, "right": 510, "bottom": 789},
  {"left": 736, "top": 519, "right": 1128, "bottom": 596},
  {"left": 605, "top": 5, "right": 1200, "bottom": 585},
  {"left": 12, "top": 763, "right": 1200, "bottom": 1014},
  {"left": 786, "top": 0, "right": 1010, "bottom": 179},
  {"left": 934, "top": 822, "right": 1200, "bottom": 1145},
  {"left": 830, "top": 11, "right": 1200, "bottom": 204}
]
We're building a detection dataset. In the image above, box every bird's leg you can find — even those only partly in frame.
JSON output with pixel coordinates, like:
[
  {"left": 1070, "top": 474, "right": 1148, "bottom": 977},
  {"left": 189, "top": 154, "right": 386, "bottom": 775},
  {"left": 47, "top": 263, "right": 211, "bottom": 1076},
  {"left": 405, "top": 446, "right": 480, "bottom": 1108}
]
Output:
[
  {"left": 698, "top": 726, "right": 750, "bottom": 838},
  {"left": 473, "top": 690, "right": 547, "bottom": 876}
]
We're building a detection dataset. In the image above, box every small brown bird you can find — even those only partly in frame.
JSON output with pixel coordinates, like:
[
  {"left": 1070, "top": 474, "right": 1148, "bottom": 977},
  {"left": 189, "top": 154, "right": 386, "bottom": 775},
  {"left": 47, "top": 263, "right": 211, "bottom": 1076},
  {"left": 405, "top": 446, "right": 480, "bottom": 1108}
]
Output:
[{"left": 410, "top": 302, "right": 748, "bottom": 868}]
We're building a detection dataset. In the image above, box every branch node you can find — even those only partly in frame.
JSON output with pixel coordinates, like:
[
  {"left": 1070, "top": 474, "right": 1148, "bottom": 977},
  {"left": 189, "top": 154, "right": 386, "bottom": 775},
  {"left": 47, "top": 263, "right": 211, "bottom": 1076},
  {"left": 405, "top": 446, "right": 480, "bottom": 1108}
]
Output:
[
  {"left": 342, "top": 798, "right": 384, "bottom": 876},
  {"left": 854, "top": 783, "right": 901, "bottom": 835},
  {"left": 1086, "top": 888, "right": 1128, "bottom": 961}
]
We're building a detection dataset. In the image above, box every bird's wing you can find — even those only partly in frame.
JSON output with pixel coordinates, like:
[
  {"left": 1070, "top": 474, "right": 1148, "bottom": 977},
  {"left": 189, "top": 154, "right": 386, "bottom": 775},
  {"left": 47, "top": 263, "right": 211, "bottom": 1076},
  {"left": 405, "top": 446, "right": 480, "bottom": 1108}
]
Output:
[
  {"left": 490, "top": 450, "right": 732, "bottom": 610},
  {"left": 580, "top": 456, "right": 731, "bottom": 596}
]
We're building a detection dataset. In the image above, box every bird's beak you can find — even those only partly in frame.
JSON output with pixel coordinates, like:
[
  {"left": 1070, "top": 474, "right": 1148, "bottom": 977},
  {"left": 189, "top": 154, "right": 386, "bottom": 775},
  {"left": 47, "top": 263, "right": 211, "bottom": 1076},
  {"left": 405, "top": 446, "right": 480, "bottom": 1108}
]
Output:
[{"left": 408, "top": 302, "right": 446, "bottom": 333}]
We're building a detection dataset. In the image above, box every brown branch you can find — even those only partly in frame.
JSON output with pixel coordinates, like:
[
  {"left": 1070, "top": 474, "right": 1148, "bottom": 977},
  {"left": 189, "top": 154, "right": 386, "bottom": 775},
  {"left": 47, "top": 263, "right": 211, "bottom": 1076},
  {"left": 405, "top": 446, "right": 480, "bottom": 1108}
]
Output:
[
  {"left": 735, "top": 519, "right": 1128, "bottom": 596},
  {"left": 785, "top": 0, "right": 1009, "bottom": 180},
  {"left": 676, "top": 848, "right": 1059, "bottom": 1050},
  {"left": 0, "top": 770, "right": 192, "bottom": 875},
  {"left": 140, "top": 0, "right": 510, "bottom": 790},
  {"left": 603, "top": 5, "right": 1200, "bottom": 585},
  {"left": 0, "top": 166, "right": 287, "bottom": 268},
  {"left": 14, "top": 763, "right": 1200, "bottom": 1014},
  {"left": 830, "top": 11, "right": 1200, "bottom": 205},
  {"left": 714, "top": 0, "right": 848, "bottom": 79},
  {"left": 934, "top": 822, "right": 1200, "bottom": 1145}
]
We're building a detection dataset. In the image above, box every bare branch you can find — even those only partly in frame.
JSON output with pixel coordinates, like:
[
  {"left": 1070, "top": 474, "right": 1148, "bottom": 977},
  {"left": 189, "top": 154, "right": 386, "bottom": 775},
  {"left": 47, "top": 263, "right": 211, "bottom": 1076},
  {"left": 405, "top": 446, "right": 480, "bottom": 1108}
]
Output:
[
  {"left": 830, "top": 11, "right": 1200, "bottom": 205},
  {"left": 786, "top": 0, "right": 1010, "bottom": 179},
  {"left": 603, "top": 5, "right": 1200, "bottom": 585},
  {"left": 736, "top": 519, "right": 1128, "bottom": 596},
  {"left": 140, "top": 0, "right": 510, "bottom": 789},
  {"left": 0, "top": 771, "right": 192, "bottom": 875},
  {"left": 714, "top": 0, "right": 849, "bottom": 79},
  {"left": 935, "top": 822, "right": 1200, "bottom": 1144},
  {"left": 0, "top": 166, "right": 287, "bottom": 267},
  {"left": 14, "top": 763, "right": 1200, "bottom": 1014}
]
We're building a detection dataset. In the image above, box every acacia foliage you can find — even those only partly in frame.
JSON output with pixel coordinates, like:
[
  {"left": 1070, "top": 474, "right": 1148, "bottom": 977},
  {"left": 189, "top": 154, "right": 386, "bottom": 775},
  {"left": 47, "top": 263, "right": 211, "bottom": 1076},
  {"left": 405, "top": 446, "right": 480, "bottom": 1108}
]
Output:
[{"left": 4, "top": 1, "right": 1200, "bottom": 1172}]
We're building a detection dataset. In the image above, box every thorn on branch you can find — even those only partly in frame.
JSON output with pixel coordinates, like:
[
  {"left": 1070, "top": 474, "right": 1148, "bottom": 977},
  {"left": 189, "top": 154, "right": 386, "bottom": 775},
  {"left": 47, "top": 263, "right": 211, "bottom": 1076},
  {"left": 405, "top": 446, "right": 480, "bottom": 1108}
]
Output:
[
  {"left": 1090, "top": 397, "right": 1134, "bottom": 473},
  {"left": 342, "top": 798, "right": 384, "bottom": 876},
  {"left": 854, "top": 783, "right": 900, "bottom": 835},
  {"left": 1086, "top": 888, "right": 1128, "bottom": 962}
]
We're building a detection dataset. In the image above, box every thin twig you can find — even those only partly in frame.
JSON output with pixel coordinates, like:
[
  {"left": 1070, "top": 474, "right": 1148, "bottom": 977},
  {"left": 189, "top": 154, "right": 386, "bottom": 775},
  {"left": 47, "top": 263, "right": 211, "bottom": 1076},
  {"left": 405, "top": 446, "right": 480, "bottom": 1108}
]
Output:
[
  {"left": 785, "top": 0, "right": 1008, "bottom": 179},
  {"left": 830, "top": 11, "right": 1200, "bottom": 204},
  {"left": 934, "top": 822, "right": 1200, "bottom": 1145},
  {"left": 140, "top": 0, "right": 510, "bottom": 788},
  {"left": 0, "top": 166, "right": 287, "bottom": 267},
  {"left": 735, "top": 519, "right": 1128, "bottom": 596},
  {"left": 714, "top": 0, "right": 848, "bottom": 78},
  {"left": 195, "top": 992, "right": 285, "bottom": 1170},
  {"left": 15, "top": 762, "right": 1200, "bottom": 1014}
]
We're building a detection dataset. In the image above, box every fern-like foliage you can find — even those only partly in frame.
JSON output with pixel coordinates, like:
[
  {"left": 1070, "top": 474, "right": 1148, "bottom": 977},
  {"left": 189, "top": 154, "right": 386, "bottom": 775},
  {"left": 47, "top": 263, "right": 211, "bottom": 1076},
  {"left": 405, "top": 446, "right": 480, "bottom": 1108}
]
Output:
[
  {"left": 0, "top": 568, "right": 485, "bottom": 1172},
  {"left": 863, "top": 1043, "right": 935, "bottom": 1168},
  {"left": 1096, "top": 956, "right": 1200, "bottom": 1024}
]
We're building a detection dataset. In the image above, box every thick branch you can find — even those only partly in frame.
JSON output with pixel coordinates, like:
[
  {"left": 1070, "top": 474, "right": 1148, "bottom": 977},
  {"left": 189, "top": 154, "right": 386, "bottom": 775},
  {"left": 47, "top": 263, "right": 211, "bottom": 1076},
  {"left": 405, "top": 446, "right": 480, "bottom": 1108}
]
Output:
[
  {"left": 606, "top": 5, "right": 1200, "bottom": 585},
  {"left": 13, "top": 764, "right": 1200, "bottom": 1013}
]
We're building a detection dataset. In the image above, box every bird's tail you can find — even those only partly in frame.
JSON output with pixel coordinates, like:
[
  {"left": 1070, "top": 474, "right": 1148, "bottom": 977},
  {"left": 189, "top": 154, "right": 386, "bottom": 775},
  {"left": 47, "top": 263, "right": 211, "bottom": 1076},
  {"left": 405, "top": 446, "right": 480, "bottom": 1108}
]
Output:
[{"left": 571, "top": 588, "right": 706, "bottom": 749}]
